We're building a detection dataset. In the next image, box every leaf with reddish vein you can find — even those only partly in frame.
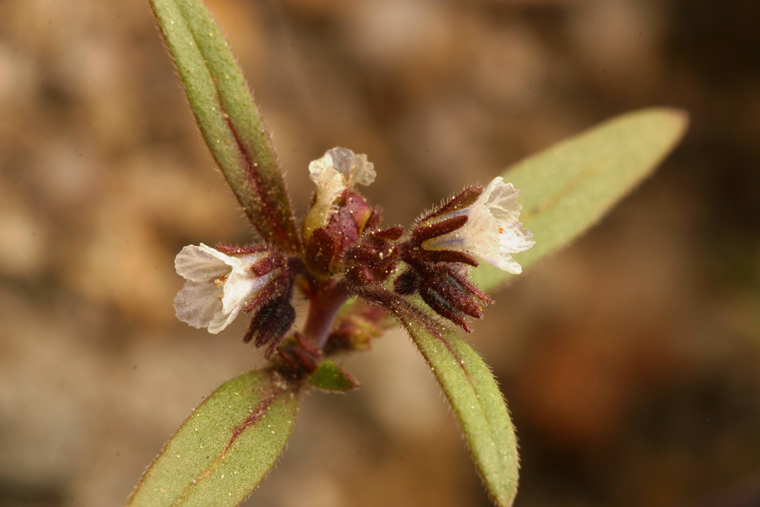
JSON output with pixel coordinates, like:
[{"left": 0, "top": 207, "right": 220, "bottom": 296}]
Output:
[
  {"left": 126, "top": 370, "right": 300, "bottom": 507},
  {"left": 399, "top": 314, "right": 519, "bottom": 507},
  {"left": 150, "top": 0, "right": 300, "bottom": 253},
  {"left": 471, "top": 108, "right": 688, "bottom": 291}
]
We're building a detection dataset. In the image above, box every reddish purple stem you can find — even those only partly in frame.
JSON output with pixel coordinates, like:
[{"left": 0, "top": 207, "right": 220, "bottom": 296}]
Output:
[{"left": 303, "top": 284, "right": 350, "bottom": 349}]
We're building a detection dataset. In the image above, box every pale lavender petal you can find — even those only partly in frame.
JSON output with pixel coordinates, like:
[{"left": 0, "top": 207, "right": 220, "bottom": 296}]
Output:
[
  {"left": 207, "top": 306, "right": 240, "bottom": 334},
  {"left": 174, "top": 280, "right": 223, "bottom": 329},
  {"left": 175, "top": 244, "right": 230, "bottom": 282}
]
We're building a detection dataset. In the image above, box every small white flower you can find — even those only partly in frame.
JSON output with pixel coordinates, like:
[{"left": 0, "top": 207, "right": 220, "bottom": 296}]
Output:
[
  {"left": 423, "top": 177, "right": 535, "bottom": 274},
  {"left": 173, "top": 244, "right": 276, "bottom": 333},
  {"left": 309, "top": 147, "right": 376, "bottom": 188},
  {"left": 303, "top": 147, "right": 376, "bottom": 236}
]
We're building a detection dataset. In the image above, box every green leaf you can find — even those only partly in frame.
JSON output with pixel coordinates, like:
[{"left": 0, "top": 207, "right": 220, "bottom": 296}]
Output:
[
  {"left": 149, "top": 0, "right": 301, "bottom": 253},
  {"left": 470, "top": 108, "right": 688, "bottom": 291},
  {"left": 127, "top": 370, "right": 300, "bottom": 507},
  {"left": 309, "top": 360, "right": 359, "bottom": 391},
  {"left": 401, "top": 317, "right": 519, "bottom": 507}
]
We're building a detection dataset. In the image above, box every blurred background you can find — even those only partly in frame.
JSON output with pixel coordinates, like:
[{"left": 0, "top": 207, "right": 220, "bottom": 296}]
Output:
[{"left": 1, "top": 0, "right": 760, "bottom": 506}]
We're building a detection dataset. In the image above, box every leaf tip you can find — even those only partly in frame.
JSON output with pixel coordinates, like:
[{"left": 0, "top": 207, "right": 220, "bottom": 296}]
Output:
[
  {"left": 309, "top": 360, "right": 359, "bottom": 392},
  {"left": 641, "top": 106, "right": 690, "bottom": 146}
]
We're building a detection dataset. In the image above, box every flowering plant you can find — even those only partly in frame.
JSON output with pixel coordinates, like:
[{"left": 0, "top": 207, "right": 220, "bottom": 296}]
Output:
[
  {"left": 175, "top": 149, "right": 535, "bottom": 354},
  {"left": 127, "top": 1, "right": 688, "bottom": 506}
]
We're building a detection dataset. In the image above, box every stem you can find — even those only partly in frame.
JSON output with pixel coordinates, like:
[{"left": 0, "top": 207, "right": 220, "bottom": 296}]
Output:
[{"left": 303, "top": 283, "right": 350, "bottom": 349}]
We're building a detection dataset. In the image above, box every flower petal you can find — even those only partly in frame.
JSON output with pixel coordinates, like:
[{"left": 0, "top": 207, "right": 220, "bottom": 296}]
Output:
[
  {"left": 207, "top": 306, "right": 240, "bottom": 334},
  {"left": 304, "top": 148, "right": 377, "bottom": 238},
  {"left": 309, "top": 152, "right": 341, "bottom": 187},
  {"left": 310, "top": 148, "right": 376, "bottom": 188},
  {"left": 174, "top": 280, "right": 224, "bottom": 329},
  {"left": 479, "top": 251, "right": 524, "bottom": 274},
  {"left": 175, "top": 244, "right": 231, "bottom": 282},
  {"left": 306, "top": 153, "right": 345, "bottom": 225},
  {"left": 221, "top": 265, "right": 274, "bottom": 314},
  {"left": 352, "top": 154, "right": 376, "bottom": 186},
  {"left": 314, "top": 168, "right": 346, "bottom": 214},
  {"left": 499, "top": 224, "right": 535, "bottom": 254},
  {"left": 327, "top": 147, "right": 376, "bottom": 187}
]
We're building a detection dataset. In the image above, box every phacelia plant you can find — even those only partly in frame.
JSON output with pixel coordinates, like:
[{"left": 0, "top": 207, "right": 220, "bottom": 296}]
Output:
[{"left": 127, "top": 1, "right": 688, "bottom": 506}]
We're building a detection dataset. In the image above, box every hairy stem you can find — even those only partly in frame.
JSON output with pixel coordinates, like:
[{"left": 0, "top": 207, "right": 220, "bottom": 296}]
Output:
[{"left": 303, "top": 284, "right": 349, "bottom": 349}]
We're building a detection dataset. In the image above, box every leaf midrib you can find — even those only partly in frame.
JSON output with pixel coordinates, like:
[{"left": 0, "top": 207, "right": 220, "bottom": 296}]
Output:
[{"left": 169, "top": 379, "right": 284, "bottom": 507}]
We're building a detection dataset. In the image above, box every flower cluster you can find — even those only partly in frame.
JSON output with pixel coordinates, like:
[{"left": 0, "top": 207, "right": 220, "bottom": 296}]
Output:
[{"left": 174, "top": 148, "right": 534, "bottom": 362}]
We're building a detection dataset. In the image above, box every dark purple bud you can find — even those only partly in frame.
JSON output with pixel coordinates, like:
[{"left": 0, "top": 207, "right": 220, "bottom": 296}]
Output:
[
  {"left": 243, "top": 295, "right": 297, "bottom": 358},
  {"left": 275, "top": 332, "right": 322, "bottom": 378},
  {"left": 393, "top": 267, "right": 420, "bottom": 296},
  {"left": 419, "top": 285, "right": 473, "bottom": 332},
  {"left": 393, "top": 260, "right": 491, "bottom": 331},
  {"left": 364, "top": 208, "right": 383, "bottom": 231}
]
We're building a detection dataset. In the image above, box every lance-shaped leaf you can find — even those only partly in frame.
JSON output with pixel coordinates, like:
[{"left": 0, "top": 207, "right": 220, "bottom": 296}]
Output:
[
  {"left": 401, "top": 317, "right": 519, "bottom": 507},
  {"left": 470, "top": 107, "right": 688, "bottom": 291},
  {"left": 150, "top": 0, "right": 301, "bottom": 253},
  {"left": 127, "top": 370, "right": 300, "bottom": 507}
]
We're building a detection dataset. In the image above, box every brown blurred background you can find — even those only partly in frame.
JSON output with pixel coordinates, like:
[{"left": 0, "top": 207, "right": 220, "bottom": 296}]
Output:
[{"left": 2, "top": 0, "right": 760, "bottom": 506}]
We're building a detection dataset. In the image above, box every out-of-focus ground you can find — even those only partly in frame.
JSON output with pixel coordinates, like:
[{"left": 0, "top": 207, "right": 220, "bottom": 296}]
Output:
[{"left": 1, "top": 0, "right": 760, "bottom": 506}]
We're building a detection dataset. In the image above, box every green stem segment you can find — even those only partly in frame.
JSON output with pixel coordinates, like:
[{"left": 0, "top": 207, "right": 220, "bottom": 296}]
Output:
[{"left": 150, "top": 0, "right": 301, "bottom": 254}]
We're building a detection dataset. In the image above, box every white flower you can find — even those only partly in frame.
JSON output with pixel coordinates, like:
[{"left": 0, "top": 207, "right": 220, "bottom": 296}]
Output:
[
  {"left": 423, "top": 177, "right": 535, "bottom": 274},
  {"left": 303, "top": 147, "right": 376, "bottom": 236},
  {"left": 173, "top": 244, "right": 276, "bottom": 333},
  {"left": 309, "top": 147, "right": 376, "bottom": 189}
]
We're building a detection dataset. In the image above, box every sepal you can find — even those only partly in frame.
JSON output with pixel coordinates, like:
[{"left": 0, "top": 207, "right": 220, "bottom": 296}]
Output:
[{"left": 345, "top": 225, "right": 404, "bottom": 285}]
